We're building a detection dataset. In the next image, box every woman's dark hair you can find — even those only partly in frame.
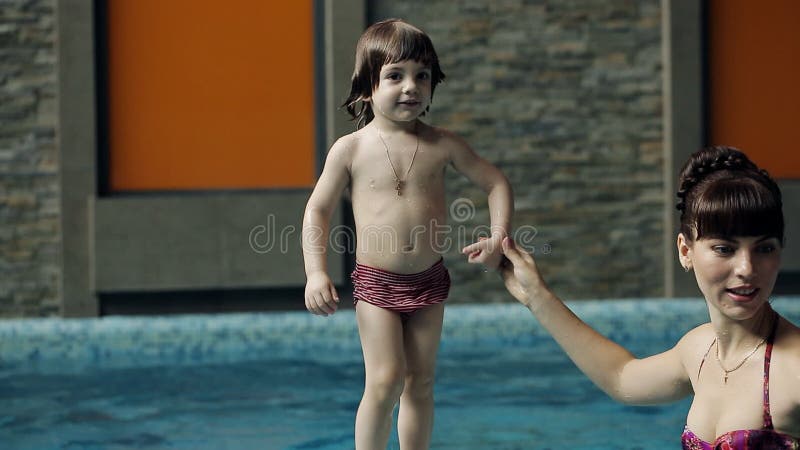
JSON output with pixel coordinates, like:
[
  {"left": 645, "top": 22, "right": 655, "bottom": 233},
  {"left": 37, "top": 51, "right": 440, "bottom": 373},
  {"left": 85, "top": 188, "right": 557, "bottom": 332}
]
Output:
[
  {"left": 676, "top": 146, "right": 784, "bottom": 244},
  {"left": 342, "top": 18, "right": 445, "bottom": 128}
]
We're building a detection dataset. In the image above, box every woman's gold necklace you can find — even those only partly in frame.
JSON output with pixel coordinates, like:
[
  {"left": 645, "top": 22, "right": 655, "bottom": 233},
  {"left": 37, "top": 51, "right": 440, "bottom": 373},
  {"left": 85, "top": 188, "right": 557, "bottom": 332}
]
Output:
[
  {"left": 377, "top": 127, "right": 419, "bottom": 196},
  {"left": 714, "top": 337, "right": 766, "bottom": 384},
  {"left": 713, "top": 311, "right": 773, "bottom": 384}
]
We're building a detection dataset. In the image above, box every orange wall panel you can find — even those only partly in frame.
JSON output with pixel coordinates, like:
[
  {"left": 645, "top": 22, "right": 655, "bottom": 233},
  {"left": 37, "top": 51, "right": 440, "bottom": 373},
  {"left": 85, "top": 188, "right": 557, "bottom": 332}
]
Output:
[
  {"left": 708, "top": 0, "right": 800, "bottom": 178},
  {"left": 107, "top": 1, "right": 315, "bottom": 190}
]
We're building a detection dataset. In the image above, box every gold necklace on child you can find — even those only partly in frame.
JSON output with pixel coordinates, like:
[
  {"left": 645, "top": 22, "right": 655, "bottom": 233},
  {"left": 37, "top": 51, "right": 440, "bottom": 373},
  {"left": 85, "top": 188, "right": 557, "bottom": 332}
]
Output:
[{"left": 377, "top": 126, "right": 419, "bottom": 196}]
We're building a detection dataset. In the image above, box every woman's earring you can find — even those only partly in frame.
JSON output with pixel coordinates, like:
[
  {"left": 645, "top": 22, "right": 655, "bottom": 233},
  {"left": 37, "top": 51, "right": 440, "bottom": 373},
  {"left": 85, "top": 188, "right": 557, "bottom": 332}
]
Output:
[{"left": 684, "top": 265, "right": 691, "bottom": 272}]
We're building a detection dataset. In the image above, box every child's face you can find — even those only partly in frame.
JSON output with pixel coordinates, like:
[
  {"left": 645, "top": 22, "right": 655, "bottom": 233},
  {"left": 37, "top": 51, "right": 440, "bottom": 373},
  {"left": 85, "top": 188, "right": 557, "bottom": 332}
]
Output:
[{"left": 368, "top": 59, "right": 432, "bottom": 124}]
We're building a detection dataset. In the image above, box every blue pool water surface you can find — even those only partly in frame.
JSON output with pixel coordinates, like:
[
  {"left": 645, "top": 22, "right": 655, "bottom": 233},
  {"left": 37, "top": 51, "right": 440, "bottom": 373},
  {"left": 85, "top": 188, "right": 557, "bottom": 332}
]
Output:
[{"left": 1, "top": 298, "right": 799, "bottom": 449}]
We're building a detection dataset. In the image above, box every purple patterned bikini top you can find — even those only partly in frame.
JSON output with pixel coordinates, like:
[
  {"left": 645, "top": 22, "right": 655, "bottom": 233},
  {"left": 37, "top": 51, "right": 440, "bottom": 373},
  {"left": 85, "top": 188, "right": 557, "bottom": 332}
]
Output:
[{"left": 681, "top": 320, "right": 800, "bottom": 450}]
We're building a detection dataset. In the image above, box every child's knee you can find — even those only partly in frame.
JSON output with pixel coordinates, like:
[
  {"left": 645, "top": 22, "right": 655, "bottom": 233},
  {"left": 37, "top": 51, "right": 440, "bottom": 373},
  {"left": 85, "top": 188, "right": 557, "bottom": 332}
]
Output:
[
  {"left": 403, "top": 371, "right": 435, "bottom": 399},
  {"left": 365, "top": 367, "right": 405, "bottom": 400}
]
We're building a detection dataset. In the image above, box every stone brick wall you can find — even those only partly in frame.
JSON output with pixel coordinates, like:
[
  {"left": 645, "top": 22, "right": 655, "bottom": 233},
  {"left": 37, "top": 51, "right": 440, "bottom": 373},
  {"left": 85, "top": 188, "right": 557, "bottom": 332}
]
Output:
[
  {"left": 0, "top": 0, "right": 60, "bottom": 316},
  {"left": 370, "top": 0, "right": 665, "bottom": 301}
]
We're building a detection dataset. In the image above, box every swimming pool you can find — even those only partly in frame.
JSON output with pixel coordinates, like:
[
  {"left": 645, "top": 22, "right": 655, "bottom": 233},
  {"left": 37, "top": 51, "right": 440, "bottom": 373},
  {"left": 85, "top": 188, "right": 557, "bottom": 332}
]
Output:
[{"left": 1, "top": 298, "right": 798, "bottom": 449}]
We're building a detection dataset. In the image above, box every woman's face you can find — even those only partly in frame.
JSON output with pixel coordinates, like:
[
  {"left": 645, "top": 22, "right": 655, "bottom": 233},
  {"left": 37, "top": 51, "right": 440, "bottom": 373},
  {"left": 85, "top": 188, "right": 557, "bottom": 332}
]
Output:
[{"left": 678, "top": 234, "right": 782, "bottom": 320}]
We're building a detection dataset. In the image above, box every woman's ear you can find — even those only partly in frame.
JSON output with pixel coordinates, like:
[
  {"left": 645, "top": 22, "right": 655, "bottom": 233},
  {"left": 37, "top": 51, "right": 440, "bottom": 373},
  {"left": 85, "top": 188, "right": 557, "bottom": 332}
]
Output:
[{"left": 676, "top": 233, "right": 692, "bottom": 271}]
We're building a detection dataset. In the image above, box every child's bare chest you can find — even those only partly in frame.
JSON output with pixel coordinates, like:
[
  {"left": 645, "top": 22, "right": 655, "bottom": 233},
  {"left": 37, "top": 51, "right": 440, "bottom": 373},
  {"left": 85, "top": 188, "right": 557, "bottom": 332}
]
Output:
[{"left": 350, "top": 146, "right": 449, "bottom": 191}]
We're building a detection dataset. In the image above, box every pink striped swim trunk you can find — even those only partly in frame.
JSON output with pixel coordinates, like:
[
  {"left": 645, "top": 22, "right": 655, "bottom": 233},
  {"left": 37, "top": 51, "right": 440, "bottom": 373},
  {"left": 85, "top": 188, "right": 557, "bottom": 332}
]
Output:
[{"left": 351, "top": 258, "right": 451, "bottom": 321}]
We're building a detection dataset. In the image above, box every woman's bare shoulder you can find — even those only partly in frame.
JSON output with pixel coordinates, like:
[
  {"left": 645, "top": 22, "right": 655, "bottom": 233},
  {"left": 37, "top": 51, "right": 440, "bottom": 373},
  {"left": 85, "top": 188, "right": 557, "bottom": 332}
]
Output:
[
  {"left": 776, "top": 315, "right": 800, "bottom": 356},
  {"left": 676, "top": 322, "right": 714, "bottom": 356}
]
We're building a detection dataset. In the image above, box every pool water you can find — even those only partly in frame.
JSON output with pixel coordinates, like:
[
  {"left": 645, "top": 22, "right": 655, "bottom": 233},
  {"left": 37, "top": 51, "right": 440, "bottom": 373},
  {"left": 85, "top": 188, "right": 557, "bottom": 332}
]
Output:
[{"left": 1, "top": 298, "right": 798, "bottom": 449}]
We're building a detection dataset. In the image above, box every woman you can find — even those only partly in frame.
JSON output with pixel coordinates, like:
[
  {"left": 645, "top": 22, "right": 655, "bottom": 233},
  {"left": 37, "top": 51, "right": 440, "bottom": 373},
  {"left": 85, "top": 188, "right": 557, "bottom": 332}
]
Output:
[{"left": 496, "top": 147, "right": 800, "bottom": 448}]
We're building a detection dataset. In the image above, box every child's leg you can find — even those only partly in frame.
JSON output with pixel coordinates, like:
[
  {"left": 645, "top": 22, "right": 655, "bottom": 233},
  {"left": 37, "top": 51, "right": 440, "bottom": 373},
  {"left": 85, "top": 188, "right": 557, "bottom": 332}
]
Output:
[
  {"left": 355, "top": 301, "right": 406, "bottom": 450},
  {"left": 398, "top": 303, "right": 445, "bottom": 450}
]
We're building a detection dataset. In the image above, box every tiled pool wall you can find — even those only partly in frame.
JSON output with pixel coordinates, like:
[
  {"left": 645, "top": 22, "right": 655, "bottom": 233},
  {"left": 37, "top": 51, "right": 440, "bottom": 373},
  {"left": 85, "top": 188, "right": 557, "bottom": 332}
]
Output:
[{"left": 1, "top": 298, "right": 798, "bottom": 374}]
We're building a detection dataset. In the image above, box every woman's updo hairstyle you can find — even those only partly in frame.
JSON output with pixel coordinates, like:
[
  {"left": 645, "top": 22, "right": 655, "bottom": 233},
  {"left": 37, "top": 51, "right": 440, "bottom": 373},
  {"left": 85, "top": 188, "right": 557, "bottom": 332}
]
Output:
[{"left": 676, "top": 146, "right": 783, "bottom": 244}]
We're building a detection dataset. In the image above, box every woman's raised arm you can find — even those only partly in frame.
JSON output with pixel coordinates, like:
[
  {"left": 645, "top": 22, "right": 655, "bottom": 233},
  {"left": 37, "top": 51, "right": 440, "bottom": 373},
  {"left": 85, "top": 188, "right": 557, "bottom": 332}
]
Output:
[{"left": 500, "top": 237, "right": 692, "bottom": 404}]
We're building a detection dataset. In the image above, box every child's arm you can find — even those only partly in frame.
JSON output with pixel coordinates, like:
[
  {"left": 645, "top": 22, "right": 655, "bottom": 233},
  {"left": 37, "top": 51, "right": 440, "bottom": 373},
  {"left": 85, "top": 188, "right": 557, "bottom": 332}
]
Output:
[
  {"left": 447, "top": 132, "right": 513, "bottom": 268},
  {"left": 302, "top": 138, "right": 352, "bottom": 316}
]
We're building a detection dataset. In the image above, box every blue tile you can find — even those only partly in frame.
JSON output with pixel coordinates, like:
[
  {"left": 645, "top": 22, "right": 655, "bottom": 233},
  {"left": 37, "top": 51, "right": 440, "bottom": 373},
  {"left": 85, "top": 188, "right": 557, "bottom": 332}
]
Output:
[{"left": 0, "top": 297, "right": 798, "bottom": 375}]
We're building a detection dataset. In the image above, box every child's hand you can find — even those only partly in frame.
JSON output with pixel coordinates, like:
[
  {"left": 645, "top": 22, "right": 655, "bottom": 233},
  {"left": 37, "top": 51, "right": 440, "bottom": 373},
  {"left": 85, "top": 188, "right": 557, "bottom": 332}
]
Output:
[
  {"left": 461, "top": 235, "right": 504, "bottom": 269},
  {"left": 304, "top": 271, "right": 340, "bottom": 316}
]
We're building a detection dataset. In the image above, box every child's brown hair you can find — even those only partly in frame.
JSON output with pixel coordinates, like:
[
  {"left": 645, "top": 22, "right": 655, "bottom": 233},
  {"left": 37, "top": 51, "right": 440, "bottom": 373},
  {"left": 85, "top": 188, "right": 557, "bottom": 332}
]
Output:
[{"left": 342, "top": 19, "right": 445, "bottom": 127}]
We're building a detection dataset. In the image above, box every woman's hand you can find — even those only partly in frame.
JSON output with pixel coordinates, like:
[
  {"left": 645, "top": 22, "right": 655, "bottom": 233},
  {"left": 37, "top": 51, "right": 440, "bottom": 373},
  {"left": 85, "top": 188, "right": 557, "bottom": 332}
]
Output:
[
  {"left": 499, "top": 237, "right": 547, "bottom": 307},
  {"left": 304, "top": 271, "right": 340, "bottom": 316}
]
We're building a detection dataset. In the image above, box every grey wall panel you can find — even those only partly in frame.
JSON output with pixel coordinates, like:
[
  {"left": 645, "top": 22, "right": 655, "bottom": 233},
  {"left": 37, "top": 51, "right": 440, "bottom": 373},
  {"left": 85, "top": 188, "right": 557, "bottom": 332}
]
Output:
[
  {"left": 92, "top": 193, "right": 344, "bottom": 292},
  {"left": 780, "top": 181, "right": 800, "bottom": 271},
  {"left": 58, "top": 0, "right": 99, "bottom": 316}
]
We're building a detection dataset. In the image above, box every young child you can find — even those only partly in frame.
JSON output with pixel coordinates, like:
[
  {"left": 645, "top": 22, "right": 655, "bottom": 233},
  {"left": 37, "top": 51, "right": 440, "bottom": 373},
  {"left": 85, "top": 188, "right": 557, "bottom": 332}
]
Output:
[{"left": 302, "top": 18, "right": 513, "bottom": 450}]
